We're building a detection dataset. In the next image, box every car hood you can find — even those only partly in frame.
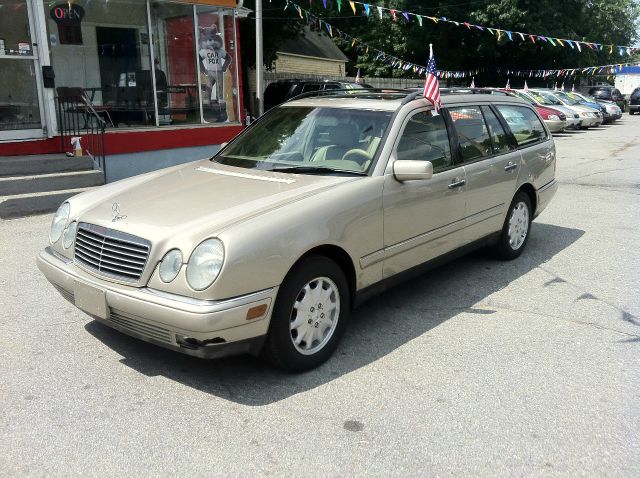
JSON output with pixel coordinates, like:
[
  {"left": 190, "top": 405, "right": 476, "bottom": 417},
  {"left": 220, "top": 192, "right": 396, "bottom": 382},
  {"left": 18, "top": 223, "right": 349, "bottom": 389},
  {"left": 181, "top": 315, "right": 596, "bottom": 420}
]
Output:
[{"left": 72, "top": 160, "right": 358, "bottom": 241}]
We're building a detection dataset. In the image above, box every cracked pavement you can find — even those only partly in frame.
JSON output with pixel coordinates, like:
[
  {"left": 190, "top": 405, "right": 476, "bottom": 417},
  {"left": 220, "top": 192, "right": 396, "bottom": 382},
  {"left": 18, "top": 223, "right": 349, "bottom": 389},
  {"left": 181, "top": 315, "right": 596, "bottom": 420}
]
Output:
[{"left": 1, "top": 117, "right": 639, "bottom": 476}]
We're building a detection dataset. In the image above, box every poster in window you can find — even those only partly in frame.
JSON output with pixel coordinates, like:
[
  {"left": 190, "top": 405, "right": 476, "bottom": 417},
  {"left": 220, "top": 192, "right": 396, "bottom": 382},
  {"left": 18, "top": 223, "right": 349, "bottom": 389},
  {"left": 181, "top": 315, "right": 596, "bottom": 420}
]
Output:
[{"left": 197, "top": 24, "right": 231, "bottom": 122}]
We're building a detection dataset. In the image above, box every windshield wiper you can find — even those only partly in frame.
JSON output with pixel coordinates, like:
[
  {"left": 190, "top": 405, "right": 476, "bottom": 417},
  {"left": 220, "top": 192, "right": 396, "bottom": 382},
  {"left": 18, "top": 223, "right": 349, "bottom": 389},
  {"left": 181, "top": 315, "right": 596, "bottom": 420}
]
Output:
[{"left": 269, "top": 166, "right": 366, "bottom": 176}]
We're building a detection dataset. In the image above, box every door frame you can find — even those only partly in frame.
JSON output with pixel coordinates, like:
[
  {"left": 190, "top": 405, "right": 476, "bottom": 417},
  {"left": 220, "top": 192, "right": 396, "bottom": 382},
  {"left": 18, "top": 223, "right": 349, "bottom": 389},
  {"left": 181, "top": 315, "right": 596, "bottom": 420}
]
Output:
[{"left": 0, "top": 0, "right": 48, "bottom": 141}]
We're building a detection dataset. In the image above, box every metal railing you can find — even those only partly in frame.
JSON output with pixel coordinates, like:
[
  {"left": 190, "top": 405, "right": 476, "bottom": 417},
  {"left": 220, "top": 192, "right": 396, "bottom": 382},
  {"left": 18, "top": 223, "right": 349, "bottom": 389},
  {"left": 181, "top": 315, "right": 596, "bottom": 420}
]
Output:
[{"left": 56, "top": 93, "right": 107, "bottom": 183}]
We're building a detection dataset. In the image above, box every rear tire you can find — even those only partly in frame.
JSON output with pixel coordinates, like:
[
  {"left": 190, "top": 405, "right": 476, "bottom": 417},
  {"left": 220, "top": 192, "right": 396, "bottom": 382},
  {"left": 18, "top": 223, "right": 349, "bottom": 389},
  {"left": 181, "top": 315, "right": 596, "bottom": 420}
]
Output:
[
  {"left": 492, "top": 191, "right": 532, "bottom": 260},
  {"left": 264, "top": 256, "right": 350, "bottom": 372}
]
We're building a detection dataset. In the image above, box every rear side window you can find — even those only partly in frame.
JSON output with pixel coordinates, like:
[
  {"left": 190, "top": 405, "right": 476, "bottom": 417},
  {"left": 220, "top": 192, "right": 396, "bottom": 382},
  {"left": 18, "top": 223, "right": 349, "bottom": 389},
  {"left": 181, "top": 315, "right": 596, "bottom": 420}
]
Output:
[
  {"left": 301, "top": 83, "right": 322, "bottom": 93},
  {"left": 323, "top": 83, "right": 340, "bottom": 90},
  {"left": 495, "top": 105, "right": 546, "bottom": 147},
  {"left": 449, "top": 106, "right": 492, "bottom": 162},
  {"left": 396, "top": 112, "right": 452, "bottom": 172},
  {"left": 481, "top": 106, "right": 511, "bottom": 155}
]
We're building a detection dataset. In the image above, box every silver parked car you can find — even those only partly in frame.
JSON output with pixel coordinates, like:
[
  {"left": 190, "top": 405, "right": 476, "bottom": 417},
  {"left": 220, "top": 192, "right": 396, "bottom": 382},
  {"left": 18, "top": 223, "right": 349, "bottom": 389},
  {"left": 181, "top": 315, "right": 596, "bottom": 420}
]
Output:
[{"left": 37, "top": 91, "right": 557, "bottom": 372}]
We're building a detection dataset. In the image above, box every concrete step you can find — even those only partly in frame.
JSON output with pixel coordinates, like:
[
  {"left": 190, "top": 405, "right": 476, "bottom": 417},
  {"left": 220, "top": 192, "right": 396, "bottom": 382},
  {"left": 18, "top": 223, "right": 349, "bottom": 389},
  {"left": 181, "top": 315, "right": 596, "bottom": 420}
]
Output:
[
  {"left": 0, "top": 170, "right": 105, "bottom": 196},
  {"left": 0, "top": 154, "right": 94, "bottom": 177},
  {"left": 0, "top": 188, "right": 94, "bottom": 219}
]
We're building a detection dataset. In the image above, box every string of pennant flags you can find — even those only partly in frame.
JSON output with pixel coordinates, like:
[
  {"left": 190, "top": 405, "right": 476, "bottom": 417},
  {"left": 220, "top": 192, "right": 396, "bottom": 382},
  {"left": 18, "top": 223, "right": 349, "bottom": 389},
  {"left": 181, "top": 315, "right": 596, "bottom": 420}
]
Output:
[
  {"left": 284, "top": 1, "right": 636, "bottom": 79},
  {"left": 279, "top": 0, "right": 638, "bottom": 57}
]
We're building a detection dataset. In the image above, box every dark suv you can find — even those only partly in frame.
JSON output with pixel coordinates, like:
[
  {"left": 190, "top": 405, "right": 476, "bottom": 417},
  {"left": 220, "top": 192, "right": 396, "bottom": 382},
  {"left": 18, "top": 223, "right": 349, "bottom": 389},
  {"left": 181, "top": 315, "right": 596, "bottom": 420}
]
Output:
[
  {"left": 264, "top": 79, "right": 371, "bottom": 111},
  {"left": 588, "top": 86, "right": 626, "bottom": 111},
  {"left": 629, "top": 87, "right": 640, "bottom": 115}
]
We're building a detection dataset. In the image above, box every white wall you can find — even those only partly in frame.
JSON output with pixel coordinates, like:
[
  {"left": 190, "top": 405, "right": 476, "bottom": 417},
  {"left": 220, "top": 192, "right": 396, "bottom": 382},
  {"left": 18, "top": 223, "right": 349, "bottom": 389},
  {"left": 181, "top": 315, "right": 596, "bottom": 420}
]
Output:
[{"left": 615, "top": 74, "right": 640, "bottom": 96}]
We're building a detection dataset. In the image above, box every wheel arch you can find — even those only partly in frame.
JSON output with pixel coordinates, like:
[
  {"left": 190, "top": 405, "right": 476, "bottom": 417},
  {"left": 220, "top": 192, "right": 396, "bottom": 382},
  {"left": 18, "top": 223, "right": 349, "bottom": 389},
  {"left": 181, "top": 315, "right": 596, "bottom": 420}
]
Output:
[
  {"left": 517, "top": 182, "right": 537, "bottom": 216},
  {"left": 289, "top": 244, "right": 357, "bottom": 309}
]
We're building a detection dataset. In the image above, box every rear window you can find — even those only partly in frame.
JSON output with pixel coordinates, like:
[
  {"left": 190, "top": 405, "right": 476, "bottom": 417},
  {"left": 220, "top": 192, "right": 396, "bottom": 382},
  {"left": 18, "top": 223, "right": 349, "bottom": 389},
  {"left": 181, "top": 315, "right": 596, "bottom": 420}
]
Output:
[{"left": 496, "top": 105, "right": 546, "bottom": 146}]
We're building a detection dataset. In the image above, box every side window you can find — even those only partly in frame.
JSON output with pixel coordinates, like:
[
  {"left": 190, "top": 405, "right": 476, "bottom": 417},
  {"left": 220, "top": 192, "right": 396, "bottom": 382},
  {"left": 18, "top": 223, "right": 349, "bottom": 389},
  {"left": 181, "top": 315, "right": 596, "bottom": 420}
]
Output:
[
  {"left": 496, "top": 105, "right": 546, "bottom": 147},
  {"left": 449, "top": 106, "right": 492, "bottom": 162},
  {"left": 396, "top": 111, "right": 452, "bottom": 172},
  {"left": 301, "top": 83, "right": 322, "bottom": 93},
  {"left": 480, "top": 106, "right": 511, "bottom": 155},
  {"left": 323, "top": 83, "right": 340, "bottom": 90}
]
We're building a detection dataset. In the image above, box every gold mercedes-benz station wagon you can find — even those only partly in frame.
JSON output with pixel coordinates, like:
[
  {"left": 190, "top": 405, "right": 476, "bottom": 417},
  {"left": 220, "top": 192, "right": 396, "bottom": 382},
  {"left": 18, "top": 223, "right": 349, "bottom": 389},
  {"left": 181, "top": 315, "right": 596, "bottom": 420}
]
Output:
[{"left": 38, "top": 90, "right": 557, "bottom": 372}]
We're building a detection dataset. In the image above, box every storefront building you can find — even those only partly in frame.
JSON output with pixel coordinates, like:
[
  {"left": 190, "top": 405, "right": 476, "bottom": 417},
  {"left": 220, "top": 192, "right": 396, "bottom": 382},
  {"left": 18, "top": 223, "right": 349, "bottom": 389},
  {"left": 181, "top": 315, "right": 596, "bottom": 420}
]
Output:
[{"left": 0, "top": 0, "right": 244, "bottom": 180}]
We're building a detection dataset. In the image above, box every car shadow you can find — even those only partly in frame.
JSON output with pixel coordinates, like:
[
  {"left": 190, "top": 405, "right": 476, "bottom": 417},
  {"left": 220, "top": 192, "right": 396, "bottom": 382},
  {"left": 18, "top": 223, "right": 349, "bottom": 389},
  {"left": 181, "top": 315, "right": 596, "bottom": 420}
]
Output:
[{"left": 85, "top": 223, "right": 584, "bottom": 406}]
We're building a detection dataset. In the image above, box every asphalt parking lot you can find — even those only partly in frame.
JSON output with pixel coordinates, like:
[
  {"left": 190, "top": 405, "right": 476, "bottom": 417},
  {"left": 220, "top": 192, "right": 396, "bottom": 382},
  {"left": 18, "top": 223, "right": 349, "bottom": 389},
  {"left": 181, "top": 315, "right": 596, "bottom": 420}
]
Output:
[{"left": 1, "top": 117, "right": 639, "bottom": 476}]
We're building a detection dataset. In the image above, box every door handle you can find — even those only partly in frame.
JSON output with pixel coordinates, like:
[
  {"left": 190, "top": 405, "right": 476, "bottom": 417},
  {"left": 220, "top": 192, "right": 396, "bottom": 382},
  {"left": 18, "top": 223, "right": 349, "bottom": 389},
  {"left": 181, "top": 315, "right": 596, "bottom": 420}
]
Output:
[
  {"left": 448, "top": 179, "right": 466, "bottom": 189},
  {"left": 504, "top": 162, "right": 518, "bottom": 172}
]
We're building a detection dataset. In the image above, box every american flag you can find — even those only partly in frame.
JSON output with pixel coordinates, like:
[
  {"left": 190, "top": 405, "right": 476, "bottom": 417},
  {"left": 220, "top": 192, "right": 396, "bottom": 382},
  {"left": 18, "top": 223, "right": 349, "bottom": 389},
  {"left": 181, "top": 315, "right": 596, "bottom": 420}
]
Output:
[{"left": 423, "top": 45, "right": 442, "bottom": 113}]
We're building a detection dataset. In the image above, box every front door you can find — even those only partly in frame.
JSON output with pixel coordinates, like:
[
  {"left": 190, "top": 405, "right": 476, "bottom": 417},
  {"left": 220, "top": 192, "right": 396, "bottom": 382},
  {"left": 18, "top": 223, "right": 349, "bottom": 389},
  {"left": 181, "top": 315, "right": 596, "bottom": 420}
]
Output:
[
  {"left": 0, "top": 0, "right": 45, "bottom": 140},
  {"left": 382, "top": 109, "right": 466, "bottom": 278}
]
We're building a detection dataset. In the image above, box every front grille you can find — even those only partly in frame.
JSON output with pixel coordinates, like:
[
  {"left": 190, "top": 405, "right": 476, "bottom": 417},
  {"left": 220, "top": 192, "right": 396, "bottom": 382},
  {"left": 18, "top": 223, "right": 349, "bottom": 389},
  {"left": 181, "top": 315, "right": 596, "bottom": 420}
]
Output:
[
  {"left": 109, "top": 309, "right": 173, "bottom": 344},
  {"left": 74, "top": 223, "right": 151, "bottom": 282}
]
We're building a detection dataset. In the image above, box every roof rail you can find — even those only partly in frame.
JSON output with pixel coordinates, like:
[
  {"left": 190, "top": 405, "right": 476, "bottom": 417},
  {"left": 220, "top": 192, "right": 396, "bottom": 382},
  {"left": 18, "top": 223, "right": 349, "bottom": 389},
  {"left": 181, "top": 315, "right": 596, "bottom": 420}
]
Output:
[{"left": 286, "top": 88, "right": 416, "bottom": 103}]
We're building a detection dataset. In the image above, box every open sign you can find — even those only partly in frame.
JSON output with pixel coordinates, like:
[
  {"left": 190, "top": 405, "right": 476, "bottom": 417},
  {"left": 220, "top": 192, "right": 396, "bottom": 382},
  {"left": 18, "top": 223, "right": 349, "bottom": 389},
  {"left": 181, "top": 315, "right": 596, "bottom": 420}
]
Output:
[{"left": 50, "top": 3, "right": 85, "bottom": 24}]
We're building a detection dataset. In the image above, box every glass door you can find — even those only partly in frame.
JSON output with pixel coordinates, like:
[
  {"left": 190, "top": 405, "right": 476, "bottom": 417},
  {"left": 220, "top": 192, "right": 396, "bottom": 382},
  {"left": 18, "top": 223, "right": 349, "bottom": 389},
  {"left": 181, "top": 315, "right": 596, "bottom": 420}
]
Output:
[{"left": 0, "top": 0, "right": 44, "bottom": 140}]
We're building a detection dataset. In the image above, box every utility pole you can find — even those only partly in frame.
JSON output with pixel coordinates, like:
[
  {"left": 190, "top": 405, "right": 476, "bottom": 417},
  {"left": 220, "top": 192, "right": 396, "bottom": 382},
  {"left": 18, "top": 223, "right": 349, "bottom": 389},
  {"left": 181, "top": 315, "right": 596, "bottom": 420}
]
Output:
[{"left": 255, "top": 0, "right": 264, "bottom": 116}]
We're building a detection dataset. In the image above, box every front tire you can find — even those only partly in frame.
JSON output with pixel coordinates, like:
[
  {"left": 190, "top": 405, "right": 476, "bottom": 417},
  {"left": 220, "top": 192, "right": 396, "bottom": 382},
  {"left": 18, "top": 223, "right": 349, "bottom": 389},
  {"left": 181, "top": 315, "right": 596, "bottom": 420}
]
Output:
[
  {"left": 264, "top": 256, "right": 350, "bottom": 372},
  {"left": 493, "top": 191, "right": 532, "bottom": 260}
]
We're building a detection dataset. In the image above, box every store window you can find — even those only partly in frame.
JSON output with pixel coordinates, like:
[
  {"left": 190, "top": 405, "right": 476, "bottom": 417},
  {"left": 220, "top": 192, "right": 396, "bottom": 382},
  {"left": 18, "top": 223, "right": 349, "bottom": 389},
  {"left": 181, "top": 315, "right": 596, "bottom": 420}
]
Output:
[
  {"left": 149, "top": 1, "right": 199, "bottom": 125},
  {"left": 196, "top": 5, "right": 239, "bottom": 123},
  {"left": 47, "top": 0, "right": 240, "bottom": 130},
  {"left": 0, "top": 0, "right": 42, "bottom": 134}
]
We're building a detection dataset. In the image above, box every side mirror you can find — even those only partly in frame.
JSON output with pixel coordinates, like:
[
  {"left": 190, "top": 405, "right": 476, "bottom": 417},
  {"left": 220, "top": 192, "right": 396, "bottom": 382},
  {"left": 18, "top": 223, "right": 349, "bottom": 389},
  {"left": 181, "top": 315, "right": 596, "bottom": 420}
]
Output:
[{"left": 393, "top": 160, "right": 433, "bottom": 182}]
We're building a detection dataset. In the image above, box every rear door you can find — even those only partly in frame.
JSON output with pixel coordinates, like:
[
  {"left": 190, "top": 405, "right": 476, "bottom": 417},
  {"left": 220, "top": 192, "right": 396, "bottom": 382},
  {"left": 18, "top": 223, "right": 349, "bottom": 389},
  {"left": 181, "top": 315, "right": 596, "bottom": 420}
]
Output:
[
  {"left": 495, "top": 103, "right": 556, "bottom": 202},
  {"left": 382, "top": 109, "right": 466, "bottom": 277},
  {"left": 448, "top": 104, "right": 521, "bottom": 243}
]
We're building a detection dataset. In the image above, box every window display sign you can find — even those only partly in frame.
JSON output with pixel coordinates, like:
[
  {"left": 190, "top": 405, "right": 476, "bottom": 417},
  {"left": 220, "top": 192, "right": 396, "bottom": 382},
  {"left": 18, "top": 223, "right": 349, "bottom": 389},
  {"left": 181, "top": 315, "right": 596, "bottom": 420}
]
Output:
[{"left": 49, "top": 3, "right": 85, "bottom": 24}]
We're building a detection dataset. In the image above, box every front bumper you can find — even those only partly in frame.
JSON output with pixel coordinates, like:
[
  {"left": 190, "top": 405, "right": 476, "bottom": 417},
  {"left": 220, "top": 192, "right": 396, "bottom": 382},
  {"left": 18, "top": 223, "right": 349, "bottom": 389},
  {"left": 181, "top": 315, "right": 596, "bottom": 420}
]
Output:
[
  {"left": 37, "top": 247, "right": 277, "bottom": 359},
  {"left": 580, "top": 115, "right": 600, "bottom": 127},
  {"left": 566, "top": 117, "right": 581, "bottom": 129},
  {"left": 544, "top": 119, "right": 567, "bottom": 133}
]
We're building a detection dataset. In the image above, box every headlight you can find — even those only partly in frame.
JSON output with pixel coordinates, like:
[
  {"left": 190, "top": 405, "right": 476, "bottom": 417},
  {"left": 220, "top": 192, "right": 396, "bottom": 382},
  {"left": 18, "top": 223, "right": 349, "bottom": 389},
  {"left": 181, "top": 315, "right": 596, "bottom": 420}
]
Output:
[
  {"left": 186, "top": 239, "right": 225, "bottom": 290},
  {"left": 548, "top": 114, "right": 559, "bottom": 121},
  {"left": 62, "top": 221, "right": 77, "bottom": 249},
  {"left": 50, "top": 202, "right": 70, "bottom": 244},
  {"left": 159, "top": 249, "right": 183, "bottom": 283}
]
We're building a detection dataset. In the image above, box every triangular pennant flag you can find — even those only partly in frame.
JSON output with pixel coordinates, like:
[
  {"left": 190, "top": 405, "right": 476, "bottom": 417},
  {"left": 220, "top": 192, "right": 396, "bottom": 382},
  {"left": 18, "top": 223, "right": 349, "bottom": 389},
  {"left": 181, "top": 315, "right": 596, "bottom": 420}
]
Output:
[
  {"left": 390, "top": 9, "right": 397, "bottom": 21},
  {"left": 363, "top": 3, "right": 370, "bottom": 16},
  {"left": 402, "top": 11, "right": 410, "bottom": 22},
  {"left": 506, "top": 79, "right": 510, "bottom": 90},
  {"left": 548, "top": 37, "right": 556, "bottom": 46},
  {"left": 416, "top": 15, "right": 422, "bottom": 26},
  {"left": 576, "top": 42, "right": 581, "bottom": 52},
  {"left": 323, "top": 0, "right": 327, "bottom": 8},
  {"left": 524, "top": 80, "right": 528, "bottom": 92},
  {"left": 506, "top": 31, "right": 513, "bottom": 41},
  {"left": 349, "top": 1, "right": 356, "bottom": 14},
  {"left": 518, "top": 32, "right": 525, "bottom": 41},
  {"left": 470, "top": 77, "right": 475, "bottom": 88},
  {"left": 337, "top": 0, "right": 341, "bottom": 12},
  {"left": 377, "top": 6, "right": 382, "bottom": 19}
]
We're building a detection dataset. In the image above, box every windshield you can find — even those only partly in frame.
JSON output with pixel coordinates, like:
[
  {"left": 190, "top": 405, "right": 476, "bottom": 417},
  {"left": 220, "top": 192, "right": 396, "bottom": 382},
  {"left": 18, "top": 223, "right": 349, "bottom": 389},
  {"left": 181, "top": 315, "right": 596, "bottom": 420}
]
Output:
[
  {"left": 535, "top": 91, "right": 563, "bottom": 106},
  {"left": 214, "top": 106, "right": 392, "bottom": 174},
  {"left": 566, "top": 92, "right": 586, "bottom": 103},
  {"left": 512, "top": 91, "right": 536, "bottom": 105},
  {"left": 554, "top": 91, "right": 579, "bottom": 105}
]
